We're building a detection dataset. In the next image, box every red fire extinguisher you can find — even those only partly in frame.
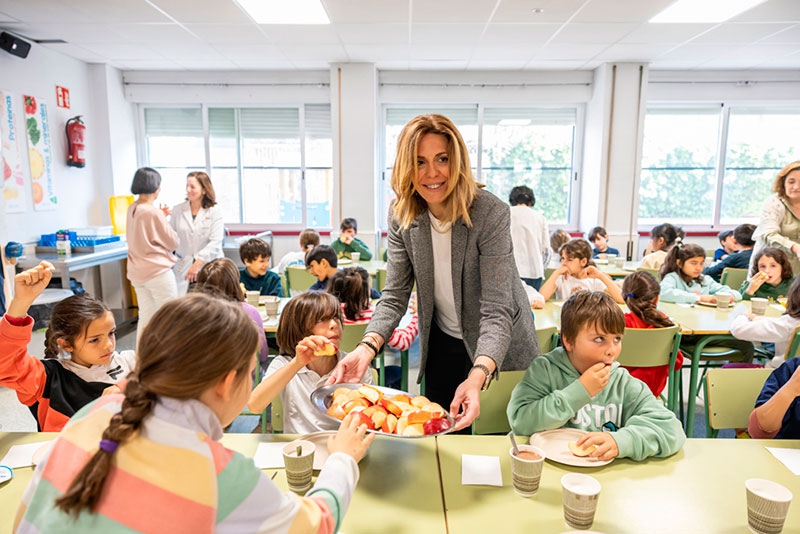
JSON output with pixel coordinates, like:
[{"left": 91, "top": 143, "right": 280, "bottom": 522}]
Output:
[{"left": 66, "top": 115, "right": 86, "bottom": 168}]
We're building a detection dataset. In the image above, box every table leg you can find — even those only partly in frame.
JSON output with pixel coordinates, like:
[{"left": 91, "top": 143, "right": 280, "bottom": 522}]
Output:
[{"left": 401, "top": 349, "right": 409, "bottom": 391}]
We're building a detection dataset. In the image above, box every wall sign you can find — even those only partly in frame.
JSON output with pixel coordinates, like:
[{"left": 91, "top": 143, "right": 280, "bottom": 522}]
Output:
[
  {"left": 23, "top": 95, "right": 56, "bottom": 211},
  {"left": 55, "top": 86, "right": 70, "bottom": 109},
  {"left": 0, "top": 90, "right": 28, "bottom": 213}
]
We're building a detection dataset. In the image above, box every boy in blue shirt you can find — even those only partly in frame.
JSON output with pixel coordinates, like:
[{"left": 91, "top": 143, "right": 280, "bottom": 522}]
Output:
[
  {"left": 307, "top": 245, "right": 380, "bottom": 299},
  {"left": 588, "top": 226, "right": 620, "bottom": 258},
  {"left": 703, "top": 223, "right": 755, "bottom": 282},
  {"left": 239, "top": 238, "right": 282, "bottom": 296}
]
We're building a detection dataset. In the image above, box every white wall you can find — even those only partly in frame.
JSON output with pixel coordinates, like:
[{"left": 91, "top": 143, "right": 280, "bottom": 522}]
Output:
[{"left": 0, "top": 43, "right": 111, "bottom": 244}]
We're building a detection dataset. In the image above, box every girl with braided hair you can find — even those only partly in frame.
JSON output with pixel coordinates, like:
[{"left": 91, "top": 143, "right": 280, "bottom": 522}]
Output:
[
  {"left": 15, "top": 292, "right": 374, "bottom": 533},
  {"left": 620, "top": 271, "right": 684, "bottom": 397},
  {"left": 0, "top": 261, "right": 135, "bottom": 431}
]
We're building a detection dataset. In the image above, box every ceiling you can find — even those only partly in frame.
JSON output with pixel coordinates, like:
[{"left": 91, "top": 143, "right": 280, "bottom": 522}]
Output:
[{"left": 1, "top": 0, "right": 800, "bottom": 71}]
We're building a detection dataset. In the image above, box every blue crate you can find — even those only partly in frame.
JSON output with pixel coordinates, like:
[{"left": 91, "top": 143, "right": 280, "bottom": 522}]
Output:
[
  {"left": 39, "top": 232, "right": 77, "bottom": 247},
  {"left": 39, "top": 232, "right": 120, "bottom": 248}
]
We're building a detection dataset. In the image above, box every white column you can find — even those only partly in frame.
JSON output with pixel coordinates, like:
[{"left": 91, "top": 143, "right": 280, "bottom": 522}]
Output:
[
  {"left": 581, "top": 63, "right": 649, "bottom": 260},
  {"left": 330, "top": 63, "right": 380, "bottom": 253}
]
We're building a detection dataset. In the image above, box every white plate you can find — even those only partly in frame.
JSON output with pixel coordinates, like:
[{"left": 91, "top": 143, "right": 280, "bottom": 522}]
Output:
[
  {"left": 529, "top": 428, "right": 613, "bottom": 468},
  {"left": 696, "top": 300, "right": 729, "bottom": 308},
  {"left": 337, "top": 258, "right": 352, "bottom": 265}
]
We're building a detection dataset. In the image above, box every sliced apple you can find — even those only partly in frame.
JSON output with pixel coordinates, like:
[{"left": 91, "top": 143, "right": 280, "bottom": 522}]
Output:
[
  {"left": 370, "top": 410, "right": 387, "bottom": 429},
  {"left": 327, "top": 403, "right": 346, "bottom": 420},
  {"left": 381, "top": 413, "right": 398, "bottom": 434},
  {"left": 423, "top": 417, "right": 451, "bottom": 435},
  {"left": 394, "top": 394, "right": 412, "bottom": 404},
  {"left": 343, "top": 397, "right": 370, "bottom": 414},
  {"left": 395, "top": 415, "right": 409, "bottom": 436},
  {"left": 410, "top": 395, "right": 430, "bottom": 408},
  {"left": 356, "top": 411, "right": 376, "bottom": 430},
  {"left": 407, "top": 410, "right": 433, "bottom": 425},
  {"left": 358, "top": 384, "right": 382, "bottom": 404},
  {"left": 420, "top": 402, "right": 446, "bottom": 418},
  {"left": 403, "top": 423, "right": 424, "bottom": 436},
  {"left": 378, "top": 397, "right": 403, "bottom": 417}
]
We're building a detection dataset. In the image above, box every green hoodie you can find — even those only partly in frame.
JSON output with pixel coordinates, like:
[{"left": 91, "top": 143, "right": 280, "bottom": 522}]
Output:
[{"left": 507, "top": 347, "right": 686, "bottom": 461}]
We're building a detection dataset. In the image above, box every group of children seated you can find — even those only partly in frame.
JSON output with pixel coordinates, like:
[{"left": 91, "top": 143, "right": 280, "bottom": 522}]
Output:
[{"left": 3, "top": 216, "right": 800, "bottom": 530}]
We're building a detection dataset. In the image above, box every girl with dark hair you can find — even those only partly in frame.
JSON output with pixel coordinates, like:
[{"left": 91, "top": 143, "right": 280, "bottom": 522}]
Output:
[
  {"left": 741, "top": 246, "right": 794, "bottom": 301},
  {"left": 248, "top": 291, "right": 375, "bottom": 434},
  {"left": 15, "top": 292, "right": 374, "bottom": 532},
  {"left": 659, "top": 242, "right": 742, "bottom": 304},
  {"left": 620, "top": 271, "right": 684, "bottom": 396},
  {"left": 327, "top": 267, "right": 419, "bottom": 351},
  {"left": 0, "top": 262, "right": 135, "bottom": 431},
  {"left": 641, "top": 223, "right": 684, "bottom": 271}
]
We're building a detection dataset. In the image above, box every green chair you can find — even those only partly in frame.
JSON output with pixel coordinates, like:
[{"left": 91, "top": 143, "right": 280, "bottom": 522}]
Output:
[
  {"left": 472, "top": 370, "right": 526, "bottom": 435},
  {"left": 703, "top": 367, "right": 773, "bottom": 438},
  {"left": 616, "top": 326, "right": 682, "bottom": 414},
  {"left": 636, "top": 267, "right": 661, "bottom": 282},
  {"left": 536, "top": 325, "right": 558, "bottom": 353},
  {"left": 544, "top": 267, "right": 556, "bottom": 282},
  {"left": 285, "top": 266, "right": 317, "bottom": 296},
  {"left": 376, "top": 268, "right": 387, "bottom": 292},
  {"left": 720, "top": 267, "right": 748, "bottom": 291},
  {"left": 787, "top": 326, "right": 800, "bottom": 359},
  {"left": 341, "top": 322, "right": 385, "bottom": 385},
  {"left": 270, "top": 393, "right": 283, "bottom": 434}
]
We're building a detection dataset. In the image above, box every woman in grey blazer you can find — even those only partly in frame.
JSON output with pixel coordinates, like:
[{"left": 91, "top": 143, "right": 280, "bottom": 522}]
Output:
[{"left": 328, "top": 114, "right": 540, "bottom": 431}]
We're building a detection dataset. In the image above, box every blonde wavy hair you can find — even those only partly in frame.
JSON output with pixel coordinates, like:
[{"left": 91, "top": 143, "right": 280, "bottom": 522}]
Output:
[{"left": 391, "top": 114, "right": 480, "bottom": 228}]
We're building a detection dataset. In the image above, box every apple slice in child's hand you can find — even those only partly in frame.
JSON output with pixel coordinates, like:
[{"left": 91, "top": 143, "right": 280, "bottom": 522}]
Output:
[
  {"left": 314, "top": 343, "right": 336, "bottom": 357},
  {"left": 568, "top": 441, "right": 597, "bottom": 457}
]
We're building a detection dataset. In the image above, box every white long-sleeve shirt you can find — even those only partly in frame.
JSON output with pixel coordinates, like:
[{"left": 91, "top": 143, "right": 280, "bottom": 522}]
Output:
[
  {"left": 510, "top": 205, "right": 549, "bottom": 279},
  {"left": 731, "top": 313, "right": 800, "bottom": 360}
]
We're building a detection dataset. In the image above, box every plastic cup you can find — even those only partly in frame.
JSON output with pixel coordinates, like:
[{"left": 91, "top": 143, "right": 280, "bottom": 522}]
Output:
[
  {"left": 751, "top": 297, "right": 769, "bottom": 316},
  {"left": 263, "top": 296, "right": 280, "bottom": 319},
  {"left": 716, "top": 293, "right": 731, "bottom": 310},
  {"left": 283, "top": 440, "right": 316, "bottom": 494},
  {"left": 605, "top": 254, "right": 616, "bottom": 262},
  {"left": 614, "top": 257, "right": 625, "bottom": 269},
  {"left": 351, "top": 252, "right": 360, "bottom": 264},
  {"left": 745, "top": 478, "right": 792, "bottom": 534},
  {"left": 245, "top": 290, "right": 260, "bottom": 307},
  {"left": 509, "top": 445, "right": 546, "bottom": 497},
  {"left": 562, "top": 473, "right": 601, "bottom": 530}
]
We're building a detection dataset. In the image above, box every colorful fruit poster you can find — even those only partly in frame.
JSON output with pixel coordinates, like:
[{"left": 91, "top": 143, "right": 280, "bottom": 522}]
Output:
[
  {"left": 0, "top": 90, "right": 28, "bottom": 213},
  {"left": 23, "top": 95, "right": 56, "bottom": 211}
]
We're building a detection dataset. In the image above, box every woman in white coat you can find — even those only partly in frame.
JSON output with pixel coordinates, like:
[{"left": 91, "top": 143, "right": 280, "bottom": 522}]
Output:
[{"left": 170, "top": 171, "right": 224, "bottom": 295}]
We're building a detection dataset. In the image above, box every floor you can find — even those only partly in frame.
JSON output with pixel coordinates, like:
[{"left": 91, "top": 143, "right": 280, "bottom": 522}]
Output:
[{"left": 0, "top": 327, "right": 727, "bottom": 438}]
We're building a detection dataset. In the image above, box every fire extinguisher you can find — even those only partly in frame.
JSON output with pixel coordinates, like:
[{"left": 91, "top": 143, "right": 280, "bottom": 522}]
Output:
[{"left": 65, "top": 115, "right": 86, "bottom": 168}]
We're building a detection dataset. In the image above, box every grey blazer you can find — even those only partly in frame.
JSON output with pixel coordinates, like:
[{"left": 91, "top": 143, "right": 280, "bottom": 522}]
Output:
[{"left": 368, "top": 189, "right": 540, "bottom": 383}]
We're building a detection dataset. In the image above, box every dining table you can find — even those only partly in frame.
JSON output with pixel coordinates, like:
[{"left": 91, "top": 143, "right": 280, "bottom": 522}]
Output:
[{"left": 3, "top": 431, "right": 799, "bottom": 533}]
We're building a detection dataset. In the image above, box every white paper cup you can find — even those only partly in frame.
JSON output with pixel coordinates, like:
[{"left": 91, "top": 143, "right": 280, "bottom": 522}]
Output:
[
  {"left": 245, "top": 290, "right": 260, "bottom": 306},
  {"left": 751, "top": 297, "right": 769, "bottom": 316},
  {"left": 351, "top": 252, "right": 360, "bottom": 264},
  {"left": 263, "top": 296, "right": 280, "bottom": 318},
  {"left": 614, "top": 257, "right": 625, "bottom": 268},
  {"left": 605, "top": 254, "right": 616, "bottom": 261},
  {"left": 562, "top": 473, "right": 601, "bottom": 530},
  {"left": 715, "top": 293, "right": 731, "bottom": 310},
  {"left": 283, "top": 440, "right": 316, "bottom": 494},
  {"left": 746, "top": 478, "right": 792, "bottom": 534},
  {"left": 509, "top": 445, "right": 546, "bottom": 497}
]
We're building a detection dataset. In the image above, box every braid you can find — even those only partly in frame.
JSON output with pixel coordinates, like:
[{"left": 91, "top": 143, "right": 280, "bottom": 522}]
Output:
[
  {"left": 628, "top": 299, "right": 674, "bottom": 328},
  {"left": 55, "top": 377, "right": 157, "bottom": 516}
]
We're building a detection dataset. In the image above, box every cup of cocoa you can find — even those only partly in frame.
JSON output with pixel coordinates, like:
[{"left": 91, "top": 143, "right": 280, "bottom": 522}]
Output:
[{"left": 509, "top": 444, "right": 546, "bottom": 497}]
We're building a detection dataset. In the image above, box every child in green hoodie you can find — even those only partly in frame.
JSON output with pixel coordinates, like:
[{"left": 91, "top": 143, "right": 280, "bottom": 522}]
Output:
[{"left": 507, "top": 290, "right": 686, "bottom": 461}]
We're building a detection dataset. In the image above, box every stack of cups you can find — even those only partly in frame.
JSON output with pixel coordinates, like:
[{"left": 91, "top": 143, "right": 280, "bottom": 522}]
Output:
[
  {"left": 745, "top": 478, "right": 792, "bottom": 534},
  {"left": 751, "top": 297, "right": 769, "bottom": 316},
  {"left": 282, "top": 440, "right": 316, "bottom": 495},
  {"left": 508, "top": 444, "right": 545, "bottom": 497},
  {"left": 562, "top": 473, "right": 602, "bottom": 530}
]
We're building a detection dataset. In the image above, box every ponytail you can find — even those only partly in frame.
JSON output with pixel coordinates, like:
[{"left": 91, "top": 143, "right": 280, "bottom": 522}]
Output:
[
  {"left": 659, "top": 242, "right": 705, "bottom": 284},
  {"left": 55, "top": 378, "right": 157, "bottom": 516},
  {"left": 622, "top": 271, "right": 673, "bottom": 328}
]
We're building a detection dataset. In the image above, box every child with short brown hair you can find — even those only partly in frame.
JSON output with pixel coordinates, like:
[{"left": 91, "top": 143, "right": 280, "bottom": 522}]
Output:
[{"left": 508, "top": 290, "right": 685, "bottom": 461}]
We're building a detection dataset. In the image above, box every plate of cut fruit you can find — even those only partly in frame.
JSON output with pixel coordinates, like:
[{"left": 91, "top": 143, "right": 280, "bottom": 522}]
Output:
[
  {"left": 311, "top": 383, "right": 455, "bottom": 438},
  {"left": 529, "top": 428, "right": 613, "bottom": 467}
]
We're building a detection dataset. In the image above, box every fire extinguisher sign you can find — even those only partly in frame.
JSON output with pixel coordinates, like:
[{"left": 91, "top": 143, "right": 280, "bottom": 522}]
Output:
[{"left": 55, "top": 86, "right": 70, "bottom": 109}]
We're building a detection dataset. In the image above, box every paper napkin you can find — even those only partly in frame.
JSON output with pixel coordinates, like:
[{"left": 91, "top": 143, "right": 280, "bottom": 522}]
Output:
[
  {"left": 1, "top": 441, "right": 53, "bottom": 468},
  {"left": 461, "top": 454, "right": 503, "bottom": 486},
  {"left": 766, "top": 447, "right": 800, "bottom": 476},
  {"left": 253, "top": 442, "right": 287, "bottom": 469}
]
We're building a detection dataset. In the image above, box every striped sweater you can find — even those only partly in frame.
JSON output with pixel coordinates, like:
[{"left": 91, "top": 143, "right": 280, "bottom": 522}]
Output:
[
  {"left": 342, "top": 305, "right": 419, "bottom": 351},
  {"left": 16, "top": 395, "right": 359, "bottom": 533}
]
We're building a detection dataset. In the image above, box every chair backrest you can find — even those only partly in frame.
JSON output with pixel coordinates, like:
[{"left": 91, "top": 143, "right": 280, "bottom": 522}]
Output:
[
  {"left": 341, "top": 322, "right": 368, "bottom": 353},
  {"left": 720, "top": 267, "right": 748, "bottom": 291},
  {"left": 704, "top": 368, "right": 773, "bottom": 434},
  {"left": 544, "top": 267, "right": 556, "bottom": 282},
  {"left": 617, "top": 326, "right": 681, "bottom": 368},
  {"left": 376, "top": 268, "right": 387, "bottom": 292},
  {"left": 636, "top": 266, "right": 661, "bottom": 282},
  {"left": 271, "top": 393, "right": 283, "bottom": 434},
  {"left": 473, "top": 370, "right": 526, "bottom": 435},
  {"left": 786, "top": 325, "right": 800, "bottom": 359},
  {"left": 536, "top": 326, "right": 558, "bottom": 353},
  {"left": 284, "top": 266, "right": 318, "bottom": 296},
  {"left": 109, "top": 195, "right": 134, "bottom": 235}
]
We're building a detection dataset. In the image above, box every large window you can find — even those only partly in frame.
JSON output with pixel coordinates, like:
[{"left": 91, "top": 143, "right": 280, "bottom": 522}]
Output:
[
  {"left": 382, "top": 105, "right": 580, "bottom": 226},
  {"left": 143, "top": 104, "right": 332, "bottom": 227},
  {"left": 640, "top": 105, "right": 800, "bottom": 228}
]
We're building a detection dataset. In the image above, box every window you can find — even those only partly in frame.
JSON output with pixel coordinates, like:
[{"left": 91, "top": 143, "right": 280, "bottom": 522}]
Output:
[
  {"left": 640, "top": 105, "right": 800, "bottom": 228},
  {"left": 382, "top": 105, "right": 580, "bottom": 226},
  {"left": 143, "top": 105, "right": 332, "bottom": 227}
]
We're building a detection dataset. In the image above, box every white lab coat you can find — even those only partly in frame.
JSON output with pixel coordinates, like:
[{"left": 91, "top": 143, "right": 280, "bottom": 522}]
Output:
[{"left": 170, "top": 201, "right": 224, "bottom": 295}]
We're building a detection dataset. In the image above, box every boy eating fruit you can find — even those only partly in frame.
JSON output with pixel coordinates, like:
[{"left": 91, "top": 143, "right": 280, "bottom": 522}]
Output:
[{"left": 507, "top": 290, "right": 685, "bottom": 461}]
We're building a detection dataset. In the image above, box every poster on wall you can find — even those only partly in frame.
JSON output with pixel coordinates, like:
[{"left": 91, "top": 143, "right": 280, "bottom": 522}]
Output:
[
  {"left": 0, "top": 90, "right": 28, "bottom": 213},
  {"left": 23, "top": 95, "right": 57, "bottom": 211}
]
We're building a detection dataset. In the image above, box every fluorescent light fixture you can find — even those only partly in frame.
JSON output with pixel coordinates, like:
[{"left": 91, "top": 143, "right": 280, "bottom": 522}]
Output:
[
  {"left": 235, "top": 0, "right": 330, "bottom": 24},
  {"left": 650, "top": 0, "right": 767, "bottom": 23}
]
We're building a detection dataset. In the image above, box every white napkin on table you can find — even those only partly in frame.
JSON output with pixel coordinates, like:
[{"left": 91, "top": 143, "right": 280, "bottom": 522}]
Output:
[
  {"left": 461, "top": 454, "right": 502, "bottom": 486},
  {"left": 766, "top": 447, "right": 800, "bottom": 476},
  {"left": 253, "top": 442, "right": 286, "bottom": 469},
  {"left": 1, "top": 441, "right": 53, "bottom": 468}
]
